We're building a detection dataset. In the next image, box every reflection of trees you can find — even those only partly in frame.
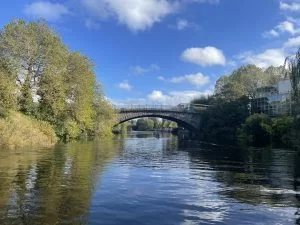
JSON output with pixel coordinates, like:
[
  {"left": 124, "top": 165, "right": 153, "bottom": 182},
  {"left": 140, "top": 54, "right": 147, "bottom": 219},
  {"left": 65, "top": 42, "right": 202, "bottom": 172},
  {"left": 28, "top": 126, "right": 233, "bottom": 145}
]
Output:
[
  {"left": 181, "top": 143, "right": 300, "bottom": 208},
  {"left": 0, "top": 141, "right": 121, "bottom": 225},
  {"left": 0, "top": 149, "right": 39, "bottom": 208}
]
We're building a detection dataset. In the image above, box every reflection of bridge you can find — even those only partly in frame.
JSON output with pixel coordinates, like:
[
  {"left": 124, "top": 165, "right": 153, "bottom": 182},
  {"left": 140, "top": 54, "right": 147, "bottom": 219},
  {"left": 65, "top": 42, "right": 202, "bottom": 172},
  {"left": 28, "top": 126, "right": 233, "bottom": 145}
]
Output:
[{"left": 116, "top": 104, "right": 205, "bottom": 131}]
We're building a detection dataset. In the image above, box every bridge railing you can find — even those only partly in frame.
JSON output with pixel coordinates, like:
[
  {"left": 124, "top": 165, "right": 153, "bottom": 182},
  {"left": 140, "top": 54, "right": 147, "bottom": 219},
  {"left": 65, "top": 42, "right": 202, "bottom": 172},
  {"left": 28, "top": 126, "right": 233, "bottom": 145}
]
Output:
[
  {"left": 115, "top": 104, "right": 185, "bottom": 111},
  {"left": 115, "top": 104, "right": 210, "bottom": 112}
]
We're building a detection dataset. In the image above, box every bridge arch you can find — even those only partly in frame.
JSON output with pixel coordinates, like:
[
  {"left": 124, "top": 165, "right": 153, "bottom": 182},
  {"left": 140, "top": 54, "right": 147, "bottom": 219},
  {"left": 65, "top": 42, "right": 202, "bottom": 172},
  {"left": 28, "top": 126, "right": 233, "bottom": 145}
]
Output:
[
  {"left": 117, "top": 109, "right": 201, "bottom": 131},
  {"left": 119, "top": 114, "right": 194, "bottom": 131}
]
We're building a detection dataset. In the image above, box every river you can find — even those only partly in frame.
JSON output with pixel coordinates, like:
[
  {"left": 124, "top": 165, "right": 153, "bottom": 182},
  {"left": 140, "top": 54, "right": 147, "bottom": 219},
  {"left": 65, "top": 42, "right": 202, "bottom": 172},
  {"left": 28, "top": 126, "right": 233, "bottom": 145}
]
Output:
[{"left": 0, "top": 132, "right": 300, "bottom": 225}]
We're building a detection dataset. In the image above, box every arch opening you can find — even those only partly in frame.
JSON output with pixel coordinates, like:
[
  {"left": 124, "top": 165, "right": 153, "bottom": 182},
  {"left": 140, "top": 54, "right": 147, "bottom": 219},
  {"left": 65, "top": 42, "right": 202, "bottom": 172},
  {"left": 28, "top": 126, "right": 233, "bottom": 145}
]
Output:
[{"left": 117, "top": 114, "right": 197, "bottom": 132}]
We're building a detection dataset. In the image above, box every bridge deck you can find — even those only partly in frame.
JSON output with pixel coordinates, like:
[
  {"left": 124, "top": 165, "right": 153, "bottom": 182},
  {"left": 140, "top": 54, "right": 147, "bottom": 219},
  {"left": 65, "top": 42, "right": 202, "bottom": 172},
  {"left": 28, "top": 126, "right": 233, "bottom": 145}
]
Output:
[{"left": 116, "top": 104, "right": 209, "bottom": 113}]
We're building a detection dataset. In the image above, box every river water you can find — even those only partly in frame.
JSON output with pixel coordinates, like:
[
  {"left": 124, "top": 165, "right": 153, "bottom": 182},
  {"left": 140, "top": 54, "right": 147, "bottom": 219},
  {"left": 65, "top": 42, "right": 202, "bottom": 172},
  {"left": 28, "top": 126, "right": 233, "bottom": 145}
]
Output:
[{"left": 0, "top": 132, "right": 300, "bottom": 225}]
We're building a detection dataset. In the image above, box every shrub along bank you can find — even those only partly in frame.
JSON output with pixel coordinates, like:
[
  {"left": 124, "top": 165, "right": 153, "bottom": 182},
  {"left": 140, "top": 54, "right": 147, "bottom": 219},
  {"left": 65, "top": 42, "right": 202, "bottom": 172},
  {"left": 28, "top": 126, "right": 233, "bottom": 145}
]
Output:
[{"left": 0, "top": 111, "right": 57, "bottom": 149}]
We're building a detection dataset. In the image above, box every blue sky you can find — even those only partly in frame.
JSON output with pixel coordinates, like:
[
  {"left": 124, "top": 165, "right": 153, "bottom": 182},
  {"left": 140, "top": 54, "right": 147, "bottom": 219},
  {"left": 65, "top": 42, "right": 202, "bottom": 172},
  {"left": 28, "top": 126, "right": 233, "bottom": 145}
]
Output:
[{"left": 1, "top": 0, "right": 300, "bottom": 105}]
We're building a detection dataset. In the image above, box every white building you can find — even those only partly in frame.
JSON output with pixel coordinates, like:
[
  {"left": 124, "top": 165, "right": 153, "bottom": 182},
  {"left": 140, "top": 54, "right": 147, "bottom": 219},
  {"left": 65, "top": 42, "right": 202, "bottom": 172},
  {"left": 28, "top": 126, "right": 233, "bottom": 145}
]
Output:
[{"left": 253, "top": 79, "right": 292, "bottom": 116}]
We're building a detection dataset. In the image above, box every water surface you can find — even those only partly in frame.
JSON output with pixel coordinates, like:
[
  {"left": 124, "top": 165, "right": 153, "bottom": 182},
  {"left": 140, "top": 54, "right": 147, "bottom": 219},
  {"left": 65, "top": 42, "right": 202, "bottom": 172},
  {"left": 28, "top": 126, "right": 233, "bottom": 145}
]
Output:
[{"left": 0, "top": 132, "right": 300, "bottom": 224}]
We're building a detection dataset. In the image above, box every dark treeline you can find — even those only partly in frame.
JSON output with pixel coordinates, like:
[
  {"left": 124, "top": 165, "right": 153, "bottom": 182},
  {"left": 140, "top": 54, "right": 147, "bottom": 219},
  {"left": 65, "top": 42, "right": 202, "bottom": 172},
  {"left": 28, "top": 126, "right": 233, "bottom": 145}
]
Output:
[
  {"left": 192, "top": 52, "right": 300, "bottom": 147},
  {"left": 0, "top": 20, "right": 117, "bottom": 148}
]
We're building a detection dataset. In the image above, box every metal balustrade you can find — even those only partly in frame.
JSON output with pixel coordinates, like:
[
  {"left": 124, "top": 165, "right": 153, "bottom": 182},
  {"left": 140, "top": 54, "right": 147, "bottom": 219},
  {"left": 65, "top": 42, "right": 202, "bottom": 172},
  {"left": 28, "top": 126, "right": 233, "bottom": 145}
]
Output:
[{"left": 115, "top": 104, "right": 210, "bottom": 113}]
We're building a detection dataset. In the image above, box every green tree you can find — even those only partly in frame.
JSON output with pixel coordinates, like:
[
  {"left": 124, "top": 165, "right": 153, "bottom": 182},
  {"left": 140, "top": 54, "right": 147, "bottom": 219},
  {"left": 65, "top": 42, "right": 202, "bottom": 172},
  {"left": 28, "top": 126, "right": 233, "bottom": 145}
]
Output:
[
  {"left": 0, "top": 20, "right": 68, "bottom": 113},
  {"left": 150, "top": 118, "right": 162, "bottom": 129},
  {"left": 0, "top": 60, "right": 17, "bottom": 110},
  {"left": 272, "top": 116, "right": 294, "bottom": 144},
  {"left": 92, "top": 84, "right": 117, "bottom": 138},
  {"left": 215, "top": 64, "right": 286, "bottom": 101},
  {"left": 198, "top": 97, "right": 250, "bottom": 144},
  {"left": 286, "top": 49, "right": 300, "bottom": 115},
  {"left": 0, "top": 19, "right": 118, "bottom": 142},
  {"left": 264, "top": 66, "right": 286, "bottom": 86},
  {"left": 239, "top": 114, "right": 272, "bottom": 146},
  {"left": 38, "top": 66, "right": 67, "bottom": 124},
  {"left": 65, "top": 53, "right": 96, "bottom": 134},
  {"left": 136, "top": 118, "right": 154, "bottom": 131},
  {"left": 19, "top": 81, "right": 35, "bottom": 115}
]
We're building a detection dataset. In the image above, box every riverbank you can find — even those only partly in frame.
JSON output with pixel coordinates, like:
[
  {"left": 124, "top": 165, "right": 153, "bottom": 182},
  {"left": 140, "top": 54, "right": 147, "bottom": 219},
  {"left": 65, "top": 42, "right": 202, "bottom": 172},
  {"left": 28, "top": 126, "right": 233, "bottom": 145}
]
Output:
[{"left": 0, "top": 111, "right": 57, "bottom": 149}]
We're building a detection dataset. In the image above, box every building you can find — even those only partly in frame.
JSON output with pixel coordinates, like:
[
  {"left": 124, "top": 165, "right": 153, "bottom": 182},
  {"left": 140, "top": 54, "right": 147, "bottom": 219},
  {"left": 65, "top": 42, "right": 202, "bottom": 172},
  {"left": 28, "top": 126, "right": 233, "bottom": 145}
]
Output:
[{"left": 252, "top": 79, "right": 292, "bottom": 116}]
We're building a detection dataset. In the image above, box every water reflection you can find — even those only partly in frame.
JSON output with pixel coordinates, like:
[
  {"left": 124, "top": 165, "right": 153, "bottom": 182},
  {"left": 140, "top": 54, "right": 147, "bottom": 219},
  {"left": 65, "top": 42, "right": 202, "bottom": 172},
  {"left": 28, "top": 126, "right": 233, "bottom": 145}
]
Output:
[
  {"left": 0, "top": 141, "right": 121, "bottom": 225},
  {"left": 0, "top": 133, "right": 300, "bottom": 224},
  {"left": 181, "top": 142, "right": 300, "bottom": 208}
]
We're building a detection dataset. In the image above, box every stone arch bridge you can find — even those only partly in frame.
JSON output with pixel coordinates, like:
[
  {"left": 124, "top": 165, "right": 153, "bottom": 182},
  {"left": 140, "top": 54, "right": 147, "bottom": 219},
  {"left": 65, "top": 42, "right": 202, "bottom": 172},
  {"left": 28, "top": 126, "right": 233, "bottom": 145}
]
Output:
[{"left": 116, "top": 105, "right": 206, "bottom": 131}]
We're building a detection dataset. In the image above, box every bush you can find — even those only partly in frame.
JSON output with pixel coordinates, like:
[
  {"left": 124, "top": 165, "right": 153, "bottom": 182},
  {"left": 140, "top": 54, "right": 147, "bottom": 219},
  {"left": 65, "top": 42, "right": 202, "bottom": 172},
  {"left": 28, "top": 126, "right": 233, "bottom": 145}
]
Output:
[
  {"left": 0, "top": 111, "right": 57, "bottom": 149},
  {"left": 198, "top": 96, "right": 250, "bottom": 144},
  {"left": 272, "top": 116, "right": 294, "bottom": 144},
  {"left": 239, "top": 114, "right": 272, "bottom": 146}
]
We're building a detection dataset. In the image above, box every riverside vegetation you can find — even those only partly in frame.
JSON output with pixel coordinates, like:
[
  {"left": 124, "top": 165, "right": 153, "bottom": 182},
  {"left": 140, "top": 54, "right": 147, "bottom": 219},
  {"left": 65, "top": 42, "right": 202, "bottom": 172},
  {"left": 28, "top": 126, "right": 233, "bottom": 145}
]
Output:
[
  {"left": 1, "top": 19, "right": 300, "bottom": 150},
  {"left": 192, "top": 55, "right": 300, "bottom": 147},
  {"left": 0, "top": 20, "right": 117, "bottom": 149}
]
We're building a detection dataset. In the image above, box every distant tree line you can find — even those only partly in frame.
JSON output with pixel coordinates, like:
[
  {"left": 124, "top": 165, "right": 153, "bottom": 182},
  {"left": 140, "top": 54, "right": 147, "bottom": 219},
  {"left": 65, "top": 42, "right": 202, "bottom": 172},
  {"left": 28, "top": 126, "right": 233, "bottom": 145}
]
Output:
[
  {"left": 133, "top": 118, "right": 177, "bottom": 131},
  {"left": 113, "top": 118, "right": 177, "bottom": 133},
  {"left": 0, "top": 20, "right": 117, "bottom": 145},
  {"left": 192, "top": 54, "right": 300, "bottom": 147}
]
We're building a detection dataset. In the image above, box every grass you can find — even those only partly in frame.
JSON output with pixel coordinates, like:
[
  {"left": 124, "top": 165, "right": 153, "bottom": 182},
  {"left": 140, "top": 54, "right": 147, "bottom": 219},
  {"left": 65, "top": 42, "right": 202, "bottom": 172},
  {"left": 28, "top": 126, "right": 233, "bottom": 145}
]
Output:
[{"left": 0, "top": 111, "right": 58, "bottom": 149}]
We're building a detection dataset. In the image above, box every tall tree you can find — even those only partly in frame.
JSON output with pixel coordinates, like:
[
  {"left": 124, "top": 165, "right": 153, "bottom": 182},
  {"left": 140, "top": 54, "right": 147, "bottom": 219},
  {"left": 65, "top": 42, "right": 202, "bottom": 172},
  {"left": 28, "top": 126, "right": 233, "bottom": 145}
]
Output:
[
  {"left": 92, "top": 84, "right": 117, "bottom": 138},
  {"left": 0, "top": 19, "right": 68, "bottom": 114},
  {"left": 215, "top": 64, "right": 286, "bottom": 101},
  {"left": 286, "top": 49, "right": 300, "bottom": 116},
  {"left": 264, "top": 66, "right": 286, "bottom": 86},
  {"left": 66, "top": 53, "right": 95, "bottom": 132}
]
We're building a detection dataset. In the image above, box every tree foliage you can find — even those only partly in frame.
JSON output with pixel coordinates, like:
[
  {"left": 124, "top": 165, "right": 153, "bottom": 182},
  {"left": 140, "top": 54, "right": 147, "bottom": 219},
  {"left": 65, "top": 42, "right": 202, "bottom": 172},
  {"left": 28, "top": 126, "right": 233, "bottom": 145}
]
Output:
[
  {"left": 135, "top": 118, "right": 155, "bottom": 131},
  {"left": 198, "top": 97, "right": 250, "bottom": 144},
  {"left": 286, "top": 48, "right": 300, "bottom": 115},
  {"left": 191, "top": 58, "right": 295, "bottom": 146},
  {"left": 0, "top": 20, "right": 117, "bottom": 142},
  {"left": 0, "top": 60, "right": 17, "bottom": 109},
  {"left": 215, "top": 64, "right": 286, "bottom": 101},
  {"left": 91, "top": 84, "right": 118, "bottom": 138},
  {"left": 238, "top": 114, "right": 272, "bottom": 146}
]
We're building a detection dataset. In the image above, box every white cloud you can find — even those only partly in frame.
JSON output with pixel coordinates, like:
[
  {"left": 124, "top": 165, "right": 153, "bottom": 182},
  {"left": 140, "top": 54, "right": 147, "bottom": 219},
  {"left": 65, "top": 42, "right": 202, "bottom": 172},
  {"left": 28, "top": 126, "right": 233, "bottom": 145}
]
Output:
[
  {"left": 169, "top": 18, "right": 200, "bottom": 31},
  {"left": 284, "top": 35, "right": 300, "bottom": 48},
  {"left": 170, "top": 73, "right": 210, "bottom": 87},
  {"left": 118, "top": 80, "right": 132, "bottom": 91},
  {"left": 183, "top": 0, "right": 220, "bottom": 4},
  {"left": 177, "top": 19, "right": 189, "bottom": 30},
  {"left": 157, "top": 76, "right": 165, "bottom": 80},
  {"left": 81, "top": 0, "right": 177, "bottom": 31},
  {"left": 181, "top": 46, "right": 226, "bottom": 67},
  {"left": 263, "top": 20, "right": 298, "bottom": 38},
  {"left": 24, "top": 1, "right": 70, "bottom": 22},
  {"left": 238, "top": 48, "right": 286, "bottom": 68},
  {"left": 277, "top": 21, "right": 296, "bottom": 34},
  {"left": 81, "top": 0, "right": 220, "bottom": 31},
  {"left": 113, "top": 89, "right": 213, "bottom": 106},
  {"left": 280, "top": 1, "right": 300, "bottom": 12},
  {"left": 85, "top": 18, "right": 101, "bottom": 30},
  {"left": 263, "top": 29, "right": 280, "bottom": 38},
  {"left": 147, "top": 90, "right": 213, "bottom": 104},
  {"left": 131, "top": 64, "right": 160, "bottom": 74}
]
